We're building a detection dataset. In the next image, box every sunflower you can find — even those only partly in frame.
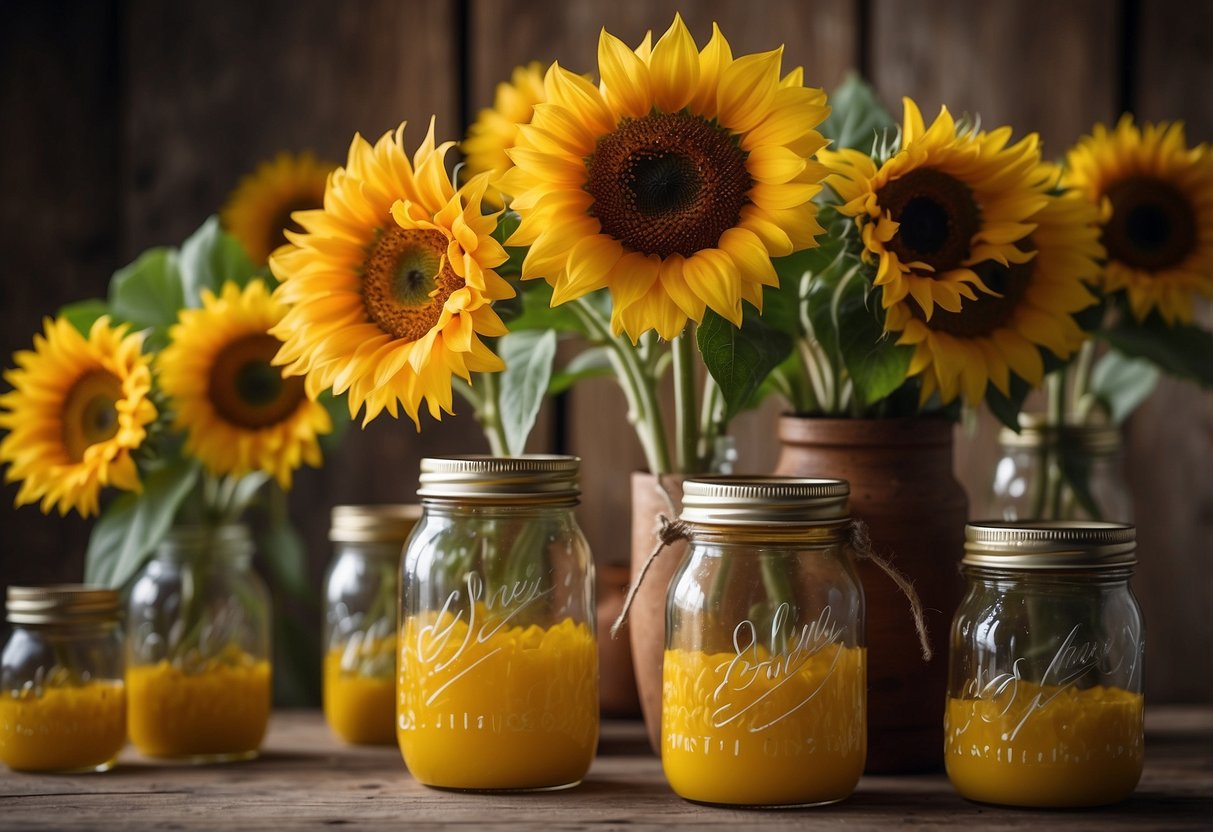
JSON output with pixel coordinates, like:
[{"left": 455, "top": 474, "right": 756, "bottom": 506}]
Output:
[
  {"left": 157, "top": 281, "right": 330, "bottom": 488},
  {"left": 887, "top": 190, "right": 1102, "bottom": 406},
  {"left": 462, "top": 61, "right": 547, "bottom": 206},
  {"left": 1064, "top": 116, "right": 1213, "bottom": 325},
  {"left": 498, "top": 14, "right": 831, "bottom": 341},
  {"left": 221, "top": 152, "right": 333, "bottom": 265},
  {"left": 0, "top": 317, "right": 156, "bottom": 517},
  {"left": 821, "top": 99, "right": 1052, "bottom": 319},
  {"left": 269, "top": 119, "right": 513, "bottom": 427}
]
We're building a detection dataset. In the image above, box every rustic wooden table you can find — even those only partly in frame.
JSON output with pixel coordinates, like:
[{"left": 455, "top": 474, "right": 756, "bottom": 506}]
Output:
[{"left": 1, "top": 708, "right": 1209, "bottom": 830}]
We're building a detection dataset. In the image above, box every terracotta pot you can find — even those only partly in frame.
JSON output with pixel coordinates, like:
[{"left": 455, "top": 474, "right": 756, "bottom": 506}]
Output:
[
  {"left": 628, "top": 472, "right": 687, "bottom": 754},
  {"left": 774, "top": 415, "right": 966, "bottom": 773},
  {"left": 596, "top": 563, "right": 641, "bottom": 717}
]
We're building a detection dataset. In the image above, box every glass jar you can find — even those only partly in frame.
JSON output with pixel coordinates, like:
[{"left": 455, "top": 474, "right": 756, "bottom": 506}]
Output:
[
  {"left": 398, "top": 455, "right": 597, "bottom": 791},
  {"left": 987, "top": 416, "right": 1132, "bottom": 522},
  {"left": 0, "top": 586, "right": 126, "bottom": 773},
  {"left": 663, "top": 478, "right": 866, "bottom": 807},
  {"left": 323, "top": 504, "right": 420, "bottom": 745},
  {"left": 946, "top": 522, "right": 1144, "bottom": 808},
  {"left": 126, "top": 524, "right": 272, "bottom": 762}
]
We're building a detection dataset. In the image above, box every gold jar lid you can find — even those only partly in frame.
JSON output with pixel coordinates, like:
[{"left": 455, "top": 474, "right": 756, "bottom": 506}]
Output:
[
  {"left": 680, "top": 477, "right": 850, "bottom": 526},
  {"left": 417, "top": 455, "right": 580, "bottom": 502},
  {"left": 6, "top": 585, "right": 121, "bottom": 626},
  {"left": 998, "top": 413, "right": 1121, "bottom": 455},
  {"left": 964, "top": 521, "right": 1136, "bottom": 570},
  {"left": 330, "top": 504, "right": 422, "bottom": 543}
]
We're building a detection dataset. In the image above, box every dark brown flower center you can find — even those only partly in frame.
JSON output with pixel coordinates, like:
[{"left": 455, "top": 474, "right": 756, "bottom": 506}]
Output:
[
  {"left": 62, "top": 370, "right": 123, "bottom": 462},
  {"left": 917, "top": 253, "right": 1033, "bottom": 338},
  {"left": 209, "top": 334, "right": 306, "bottom": 429},
  {"left": 877, "top": 168, "right": 980, "bottom": 273},
  {"left": 1103, "top": 176, "right": 1196, "bottom": 271},
  {"left": 584, "top": 112, "right": 752, "bottom": 258},
  {"left": 362, "top": 227, "right": 462, "bottom": 341}
]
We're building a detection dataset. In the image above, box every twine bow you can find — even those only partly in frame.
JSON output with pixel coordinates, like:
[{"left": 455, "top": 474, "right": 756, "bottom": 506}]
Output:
[{"left": 610, "top": 514, "right": 934, "bottom": 663}]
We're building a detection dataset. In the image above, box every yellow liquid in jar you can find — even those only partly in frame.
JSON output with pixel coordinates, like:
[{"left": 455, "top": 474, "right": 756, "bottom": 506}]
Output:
[
  {"left": 662, "top": 645, "right": 866, "bottom": 806},
  {"left": 324, "top": 646, "right": 395, "bottom": 745},
  {"left": 127, "top": 653, "right": 271, "bottom": 760},
  {"left": 945, "top": 683, "right": 1144, "bottom": 807},
  {"left": 0, "top": 681, "right": 126, "bottom": 772},
  {"left": 398, "top": 608, "right": 598, "bottom": 790}
]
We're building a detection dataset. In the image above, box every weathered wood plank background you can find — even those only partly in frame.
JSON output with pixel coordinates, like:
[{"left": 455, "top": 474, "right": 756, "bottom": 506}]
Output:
[{"left": 2, "top": 0, "right": 1210, "bottom": 703}]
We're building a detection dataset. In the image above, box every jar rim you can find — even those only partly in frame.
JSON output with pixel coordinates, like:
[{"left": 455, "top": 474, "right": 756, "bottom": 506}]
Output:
[
  {"left": 963, "top": 520, "right": 1136, "bottom": 570},
  {"left": 330, "top": 504, "right": 422, "bottom": 543},
  {"left": 998, "top": 413, "right": 1121, "bottom": 454},
  {"left": 680, "top": 476, "right": 850, "bottom": 526},
  {"left": 417, "top": 455, "right": 580, "bottom": 502},
  {"left": 6, "top": 584, "right": 120, "bottom": 626}
]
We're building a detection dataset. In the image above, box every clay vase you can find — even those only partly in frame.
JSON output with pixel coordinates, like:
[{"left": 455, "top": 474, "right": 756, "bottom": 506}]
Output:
[
  {"left": 628, "top": 472, "right": 687, "bottom": 754},
  {"left": 596, "top": 563, "right": 641, "bottom": 717},
  {"left": 774, "top": 415, "right": 966, "bottom": 773}
]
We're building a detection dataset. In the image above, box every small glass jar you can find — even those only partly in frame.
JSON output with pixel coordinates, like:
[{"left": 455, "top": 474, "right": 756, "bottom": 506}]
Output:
[
  {"left": 126, "top": 524, "right": 272, "bottom": 762},
  {"left": 0, "top": 586, "right": 126, "bottom": 773},
  {"left": 946, "top": 522, "right": 1144, "bottom": 808},
  {"left": 323, "top": 504, "right": 420, "bottom": 745},
  {"left": 987, "top": 416, "right": 1132, "bottom": 522},
  {"left": 663, "top": 478, "right": 866, "bottom": 807},
  {"left": 398, "top": 455, "right": 597, "bottom": 791}
]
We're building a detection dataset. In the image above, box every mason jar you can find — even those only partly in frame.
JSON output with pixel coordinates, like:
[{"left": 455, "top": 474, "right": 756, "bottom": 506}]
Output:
[
  {"left": 946, "top": 521, "right": 1144, "bottom": 807},
  {"left": 0, "top": 586, "right": 126, "bottom": 773},
  {"left": 324, "top": 504, "right": 420, "bottom": 745},
  {"left": 398, "top": 455, "right": 597, "bottom": 791},
  {"left": 987, "top": 416, "right": 1132, "bottom": 522},
  {"left": 663, "top": 477, "right": 866, "bottom": 807},
  {"left": 126, "top": 524, "right": 272, "bottom": 762}
]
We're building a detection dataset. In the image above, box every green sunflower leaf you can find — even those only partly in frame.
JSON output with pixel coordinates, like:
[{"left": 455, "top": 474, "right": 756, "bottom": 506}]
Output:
[
  {"left": 697, "top": 306, "right": 794, "bottom": 422},
  {"left": 985, "top": 373, "right": 1033, "bottom": 432},
  {"left": 179, "top": 215, "right": 260, "bottom": 306},
  {"left": 549, "top": 345, "right": 613, "bottom": 395},
  {"left": 819, "top": 73, "right": 897, "bottom": 154},
  {"left": 316, "top": 390, "right": 352, "bottom": 456},
  {"left": 58, "top": 299, "right": 111, "bottom": 335},
  {"left": 84, "top": 458, "right": 202, "bottom": 589},
  {"left": 498, "top": 280, "right": 585, "bottom": 334},
  {"left": 1088, "top": 351, "right": 1161, "bottom": 424},
  {"left": 1100, "top": 317, "right": 1213, "bottom": 388},
  {"left": 834, "top": 269, "right": 914, "bottom": 407},
  {"left": 108, "top": 248, "right": 184, "bottom": 340},
  {"left": 496, "top": 329, "right": 559, "bottom": 455}
]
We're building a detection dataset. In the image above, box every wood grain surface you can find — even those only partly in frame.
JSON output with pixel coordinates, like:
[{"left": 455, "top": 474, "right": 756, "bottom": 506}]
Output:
[
  {"left": 0, "top": 709, "right": 1209, "bottom": 830},
  {"left": 0, "top": 0, "right": 1210, "bottom": 703}
]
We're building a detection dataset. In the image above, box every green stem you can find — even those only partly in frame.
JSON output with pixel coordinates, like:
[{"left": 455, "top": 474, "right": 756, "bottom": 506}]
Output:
[
  {"left": 697, "top": 373, "right": 723, "bottom": 470},
  {"left": 672, "top": 331, "right": 698, "bottom": 474},
  {"left": 474, "top": 372, "right": 511, "bottom": 456},
  {"left": 1043, "top": 370, "right": 1067, "bottom": 519},
  {"left": 1070, "top": 340, "right": 1097, "bottom": 422},
  {"left": 570, "top": 298, "right": 672, "bottom": 474}
]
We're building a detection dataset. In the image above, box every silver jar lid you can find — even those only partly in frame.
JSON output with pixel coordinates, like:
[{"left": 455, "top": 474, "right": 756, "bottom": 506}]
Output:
[
  {"left": 417, "top": 455, "right": 580, "bottom": 502},
  {"left": 998, "top": 413, "right": 1121, "bottom": 455},
  {"left": 330, "top": 504, "right": 422, "bottom": 543},
  {"left": 6, "top": 585, "right": 121, "bottom": 626},
  {"left": 964, "top": 521, "right": 1136, "bottom": 570},
  {"left": 680, "top": 477, "right": 850, "bottom": 526}
]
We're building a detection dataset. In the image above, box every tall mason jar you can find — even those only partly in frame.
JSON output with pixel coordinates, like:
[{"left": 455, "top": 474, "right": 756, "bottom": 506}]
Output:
[
  {"left": 398, "top": 455, "right": 598, "bottom": 791},
  {"left": 946, "top": 522, "right": 1144, "bottom": 807},
  {"left": 126, "top": 524, "right": 272, "bottom": 762},
  {"left": 324, "top": 504, "right": 420, "bottom": 745},
  {"left": 663, "top": 478, "right": 866, "bottom": 807},
  {"left": 987, "top": 416, "right": 1132, "bottom": 522},
  {"left": 0, "top": 586, "right": 126, "bottom": 773}
]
